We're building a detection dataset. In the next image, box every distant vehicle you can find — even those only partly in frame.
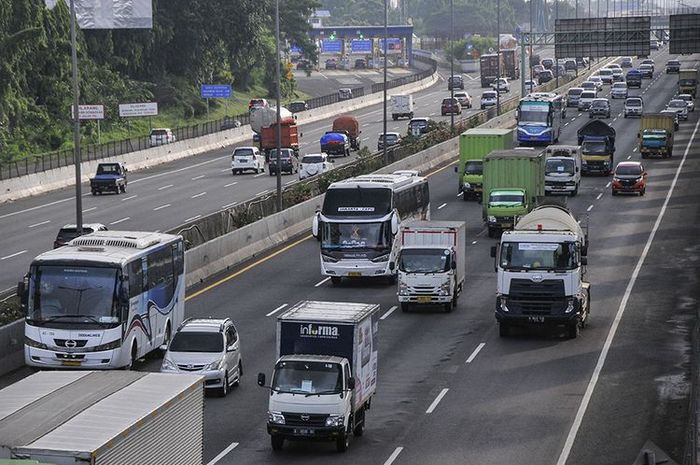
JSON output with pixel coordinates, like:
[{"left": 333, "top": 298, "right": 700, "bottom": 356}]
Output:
[
  {"left": 611, "top": 68, "right": 624, "bottom": 82},
  {"left": 626, "top": 69, "right": 643, "bottom": 88},
  {"left": 354, "top": 58, "right": 367, "bottom": 69},
  {"left": 679, "top": 69, "right": 698, "bottom": 96},
  {"left": 296, "top": 59, "right": 311, "bottom": 70},
  {"left": 268, "top": 148, "right": 299, "bottom": 175},
  {"left": 338, "top": 87, "right": 353, "bottom": 101},
  {"left": 448, "top": 75, "right": 465, "bottom": 90},
  {"left": 530, "top": 54, "right": 541, "bottom": 66},
  {"left": 638, "top": 64, "right": 654, "bottom": 78},
  {"left": 577, "top": 90, "right": 597, "bottom": 111},
  {"left": 576, "top": 57, "right": 589, "bottom": 67},
  {"left": 610, "top": 82, "right": 628, "bottom": 99},
  {"left": 320, "top": 131, "right": 351, "bottom": 157},
  {"left": 220, "top": 117, "right": 242, "bottom": 130},
  {"left": 580, "top": 81, "right": 597, "bottom": 93},
  {"left": 492, "top": 78, "right": 510, "bottom": 93},
  {"left": 667, "top": 99, "right": 689, "bottom": 120},
  {"left": 677, "top": 93, "right": 695, "bottom": 112},
  {"left": 453, "top": 91, "right": 473, "bottom": 108},
  {"left": 588, "top": 75, "right": 604, "bottom": 90},
  {"left": 564, "top": 59, "right": 577, "bottom": 71},
  {"left": 623, "top": 96, "right": 644, "bottom": 118},
  {"left": 524, "top": 80, "right": 537, "bottom": 93},
  {"left": 552, "top": 64, "right": 566, "bottom": 77},
  {"left": 666, "top": 60, "right": 681, "bottom": 74},
  {"left": 621, "top": 57, "right": 633, "bottom": 68},
  {"left": 660, "top": 109, "right": 681, "bottom": 131},
  {"left": 589, "top": 98, "right": 611, "bottom": 119},
  {"left": 612, "top": 161, "right": 646, "bottom": 196},
  {"left": 248, "top": 98, "right": 269, "bottom": 110},
  {"left": 533, "top": 64, "right": 545, "bottom": 75},
  {"left": 566, "top": 87, "right": 584, "bottom": 107},
  {"left": 408, "top": 117, "right": 431, "bottom": 136},
  {"left": 299, "top": 153, "right": 333, "bottom": 180},
  {"left": 378, "top": 132, "right": 402, "bottom": 151},
  {"left": 541, "top": 58, "right": 554, "bottom": 69},
  {"left": 641, "top": 58, "right": 655, "bottom": 69},
  {"left": 332, "top": 115, "right": 362, "bottom": 150},
  {"left": 90, "top": 162, "right": 128, "bottom": 195},
  {"left": 598, "top": 68, "right": 614, "bottom": 84},
  {"left": 650, "top": 40, "right": 659, "bottom": 50},
  {"left": 53, "top": 223, "right": 108, "bottom": 248},
  {"left": 391, "top": 94, "right": 415, "bottom": 120},
  {"left": 441, "top": 97, "right": 462, "bottom": 115},
  {"left": 516, "top": 92, "right": 565, "bottom": 145},
  {"left": 232, "top": 146, "right": 266, "bottom": 174},
  {"left": 325, "top": 58, "right": 337, "bottom": 69},
  {"left": 538, "top": 69, "right": 554, "bottom": 85},
  {"left": 481, "top": 90, "right": 498, "bottom": 109},
  {"left": 639, "top": 113, "right": 675, "bottom": 158},
  {"left": 161, "top": 318, "right": 242, "bottom": 397},
  {"left": 149, "top": 127, "right": 175, "bottom": 146},
  {"left": 288, "top": 100, "right": 308, "bottom": 113}
]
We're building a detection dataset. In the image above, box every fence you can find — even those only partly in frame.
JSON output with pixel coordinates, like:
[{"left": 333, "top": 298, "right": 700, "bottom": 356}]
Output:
[{"left": 0, "top": 58, "right": 437, "bottom": 181}]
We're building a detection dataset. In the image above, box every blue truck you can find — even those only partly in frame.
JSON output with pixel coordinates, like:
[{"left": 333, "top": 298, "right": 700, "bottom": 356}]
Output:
[
  {"left": 320, "top": 131, "right": 350, "bottom": 157},
  {"left": 90, "top": 162, "right": 128, "bottom": 195}
]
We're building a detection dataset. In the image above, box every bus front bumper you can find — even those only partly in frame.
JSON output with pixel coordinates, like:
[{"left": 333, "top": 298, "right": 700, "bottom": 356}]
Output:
[
  {"left": 25, "top": 346, "right": 121, "bottom": 369},
  {"left": 321, "top": 260, "right": 391, "bottom": 278}
]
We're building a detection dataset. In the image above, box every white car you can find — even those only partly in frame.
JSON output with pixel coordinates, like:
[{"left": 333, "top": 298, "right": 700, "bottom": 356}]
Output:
[
  {"left": 161, "top": 318, "right": 243, "bottom": 397},
  {"left": 610, "top": 82, "right": 628, "bottom": 99},
  {"left": 453, "top": 91, "right": 473, "bottom": 108},
  {"left": 491, "top": 78, "right": 510, "bottom": 93},
  {"left": 480, "top": 90, "right": 498, "bottom": 109},
  {"left": 624, "top": 97, "right": 643, "bottom": 118},
  {"left": 232, "top": 146, "right": 265, "bottom": 175},
  {"left": 299, "top": 153, "right": 333, "bottom": 180},
  {"left": 677, "top": 93, "right": 695, "bottom": 112},
  {"left": 667, "top": 99, "right": 689, "bottom": 120},
  {"left": 149, "top": 128, "right": 175, "bottom": 146},
  {"left": 588, "top": 76, "right": 604, "bottom": 91},
  {"left": 524, "top": 79, "right": 537, "bottom": 92}
]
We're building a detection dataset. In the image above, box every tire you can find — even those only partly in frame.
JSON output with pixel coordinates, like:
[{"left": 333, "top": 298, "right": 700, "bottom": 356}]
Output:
[
  {"left": 641, "top": 153, "right": 647, "bottom": 159},
  {"left": 353, "top": 416, "right": 364, "bottom": 437},
  {"left": 219, "top": 373, "right": 229, "bottom": 397},
  {"left": 161, "top": 323, "right": 171, "bottom": 352},
  {"left": 271, "top": 435, "right": 284, "bottom": 451},
  {"left": 91, "top": 190, "right": 97, "bottom": 196},
  {"left": 499, "top": 323, "right": 510, "bottom": 337},
  {"left": 120, "top": 184, "right": 126, "bottom": 193},
  {"left": 115, "top": 186, "right": 121, "bottom": 195},
  {"left": 487, "top": 227, "right": 496, "bottom": 238},
  {"left": 571, "top": 185, "right": 578, "bottom": 197},
  {"left": 640, "top": 188, "right": 645, "bottom": 196},
  {"left": 401, "top": 302, "right": 410, "bottom": 312},
  {"left": 124, "top": 343, "right": 138, "bottom": 370},
  {"left": 567, "top": 322, "right": 580, "bottom": 339},
  {"left": 330, "top": 276, "right": 342, "bottom": 286},
  {"left": 336, "top": 429, "right": 349, "bottom": 453},
  {"left": 612, "top": 189, "right": 618, "bottom": 196},
  {"left": 232, "top": 169, "right": 237, "bottom": 175}
]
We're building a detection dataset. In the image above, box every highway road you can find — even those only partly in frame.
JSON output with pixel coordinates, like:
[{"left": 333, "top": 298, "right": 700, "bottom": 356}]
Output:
[
  {"left": 0, "top": 55, "right": 539, "bottom": 293},
  {"left": 1, "top": 47, "right": 698, "bottom": 465}
]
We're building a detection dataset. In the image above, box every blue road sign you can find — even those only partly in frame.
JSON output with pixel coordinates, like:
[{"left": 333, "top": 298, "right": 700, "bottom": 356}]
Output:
[
  {"left": 201, "top": 84, "right": 232, "bottom": 99},
  {"left": 321, "top": 39, "right": 342, "bottom": 53},
  {"left": 351, "top": 39, "right": 372, "bottom": 53}
]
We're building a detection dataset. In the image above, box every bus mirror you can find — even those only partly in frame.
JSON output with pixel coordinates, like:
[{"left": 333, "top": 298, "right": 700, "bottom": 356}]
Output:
[
  {"left": 391, "top": 213, "right": 399, "bottom": 236},
  {"left": 490, "top": 246, "right": 497, "bottom": 258},
  {"left": 581, "top": 256, "right": 588, "bottom": 266},
  {"left": 17, "top": 281, "right": 27, "bottom": 308},
  {"left": 389, "top": 262, "right": 396, "bottom": 271},
  {"left": 312, "top": 213, "right": 320, "bottom": 239}
]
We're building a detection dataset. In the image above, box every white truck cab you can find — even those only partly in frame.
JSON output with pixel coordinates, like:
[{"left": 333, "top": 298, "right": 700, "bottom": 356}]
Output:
[{"left": 543, "top": 145, "right": 582, "bottom": 196}]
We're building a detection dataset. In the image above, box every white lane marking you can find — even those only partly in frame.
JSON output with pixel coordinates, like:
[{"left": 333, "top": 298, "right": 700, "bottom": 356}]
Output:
[
  {"left": 224, "top": 181, "right": 238, "bottom": 188},
  {"left": 221, "top": 202, "right": 237, "bottom": 209},
  {"left": 437, "top": 202, "right": 447, "bottom": 210},
  {"left": 28, "top": 220, "right": 51, "bottom": 229},
  {"left": 556, "top": 109, "right": 700, "bottom": 465},
  {"left": 380, "top": 306, "right": 398, "bottom": 320},
  {"left": 633, "top": 147, "right": 638, "bottom": 152},
  {"left": 255, "top": 190, "right": 269, "bottom": 196},
  {"left": 285, "top": 180, "right": 296, "bottom": 185},
  {"left": 191, "top": 174, "right": 205, "bottom": 180},
  {"left": 83, "top": 207, "right": 97, "bottom": 213},
  {"left": 253, "top": 172, "right": 265, "bottom": 178},
  {"left": 153, "top": 204, "right": 171, "bottom": 211},
  {"left": 596, "top": 193, "right": 603, "bottom": 200},
  {"left": 220, "top": 168, "right": 231, "bottom": 172},
  {"left": 612, "top": 118, "right": 617, "bottom": 122},
  {"left": 119, "top": 193, "right": 138, "bottom": 202},
  {"left": 471, "top": 240, "right": 477, "bottom": 244},
  {"left": 191, "top": 192, "right": 207, "bottom": 199},
  {"left": 606, "top": 181, "right": 612, "bottom": 188},
  {"left": 456, "top": 191, "right": 463, "bottom": 197},
  {"left": 627, "top": 155, "right": 631, "bottom": 159},
  {"left": 466, "top": 342, "right": 486, "bottom": 364},
  {"left": 429, "top": 112, "right": 437, "bottom": 116},
  {"left": 266, "top": 303, "right": 288, "bottom": 317},
  {"left": 564, "top": 122, "right": 570, "bottom": 127},
  {"left": 383, "top": 447, "right": 404, "bottom": 465},
  {"left": 185, "top": 215, "right": 201, "bottom": 223},
  {"left": 426, "top": 388, "right": 449, "bottom": 414},
  {"left": 109, "top": 217, "right": 130, "bottom": 225},
  {"left": 586, "top": 204, "right": 594, "bottom": 212},
  {"left": 314, "top": 277, "right": 331, "bottom": 287},
  {"left": 206, "top": 442, "right": 239, "bottom": 465},
  {"left": 1, "top": 250, "right": 27, "bottom": 260},
  {"left": 157, "top": 184, "right": 173, "bottom": 190}
]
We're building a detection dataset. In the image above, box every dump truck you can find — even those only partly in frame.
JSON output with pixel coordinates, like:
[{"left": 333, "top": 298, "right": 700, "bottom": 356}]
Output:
[
  {"left": 260, "top": 117, "right": 300, "bottom": 157},
  {"left": 482, "top": 148, "right": 546, "bottom": 238},
  {"left": 638, "top": 113, "right": 675, "bottom": 159},
  {"left": 250, "top": 105, "right": 293, "bottom": 133},
  {"left": 456, "top": 128, "right": 514, "bottom": 200},
  {"left": 397, "top": 221, "right": 466, "bottom": 313},
  {"left": 258, "top": 301, "right": 379, "bottom": 453},
  {"left": 332, "top": 115, "right": 361, "bottom": 150},
  {"left": 480, "top": 54, "right": 500, "bottom": 88},
  {"left": 0, "top": 371, "right": 204, "bottom": 464},
  {"left": 577, "top": 120, "right": 616, "bottom": 175},
  {"left": 491, "top": 203, "right": 590, "bottom": 338},
  {"left": 679, "top": 68, "right": 698, "bottom": 97}
]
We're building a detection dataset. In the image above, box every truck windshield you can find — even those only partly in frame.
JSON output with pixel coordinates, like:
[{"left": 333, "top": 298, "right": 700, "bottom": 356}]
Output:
[
  {"left": 96, "top": 164, "right": 120, "bottom": 175},
  {"left": 546, "top": 158, "right": 575, "bottom": 175},
  {"left": 322, "top": 222, "right": 391, "bottom": 250},
  {"left": 464, "top": 161, "right": 483, "bottom": 175},
  {"left": 28, "top": 265, "right": 120, "bottom": 326},
  {"left": 680, "top": 79, "right": 697, "bottom": 86},
  {"left": 399, "top": 248, "right": 451, "bottom": 273},
  {"left": 500, "top": 242, "right": 577, "bottom": 271},
  {"left": 582, "top": 141, "right": 607, "bottom": 154},
  {"left": 489, "top": 192, "right": 525, "bottom": 206},
  {"left": 272, "top": 360, "right": 342, "bottom": 395}
]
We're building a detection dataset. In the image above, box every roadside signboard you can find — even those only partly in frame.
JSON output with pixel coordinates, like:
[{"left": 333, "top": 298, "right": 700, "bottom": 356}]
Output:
[
  {"left": 71, "top": 104, "right": 104, "bottom": 120},
  {"left": 670, "top": 14, "right": 700, "bottom": 54},
  {"left": 321, "top": 39, "right": 343, "bottom": 53},
  {"left": 379, "top": 38, "right": 402, "bottom": 54},
  {"left": 554, "top": 17, "right": 650, "bottom": 58},
  {"left": 119, "top": 102, "right": 158, "bottom": 117},
  {"left": 351, "top": 39, "right": 373, "bottom": 54},
  {"left": 200, "top": 84, "right": 233, "bottom": 99}
]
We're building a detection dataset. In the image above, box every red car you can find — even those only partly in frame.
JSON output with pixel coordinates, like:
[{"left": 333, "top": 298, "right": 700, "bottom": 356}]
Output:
[
  {"left": 612, "top": 161, "right": 647, "bottom": 196},
  {"left": 441, "top": 97, "right": 462, "bottom": 116}
]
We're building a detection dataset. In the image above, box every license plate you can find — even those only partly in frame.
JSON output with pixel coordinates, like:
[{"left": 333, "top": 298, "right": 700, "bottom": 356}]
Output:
[
  {"left": 528, "top": 316, "right": 545, "bottom": 323},
  {"left": 348, "top": 271, "right": 362, "bottom": 277},
  {"left": 61, "top": 360, "right": 82, "bottom": 367},
  {"left": 294, "top": 429, "right": 313, "bottom": 436},
  {"left": 474, "top": 187, "right": 482, "bottom": 192},
  {"left": 417, "top": 296, "right": 432, "bottom": 303}
]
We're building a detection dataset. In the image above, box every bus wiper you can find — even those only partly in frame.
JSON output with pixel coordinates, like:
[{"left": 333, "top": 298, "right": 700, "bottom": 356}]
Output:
[
  {"left": 304, "top": 390, "right": 341, "bottom": 397},
  {"left": 41, "top": 314, "right": 108, "bottom": 325}
]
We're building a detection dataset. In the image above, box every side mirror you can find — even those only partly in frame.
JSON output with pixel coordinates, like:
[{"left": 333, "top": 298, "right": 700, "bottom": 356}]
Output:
[
  {"left": 300, "top": 132, "right": 303, "bottom": 137},
  {"left": 390, "top": 212, "right": 399, "bottom": 236},
  {"left": 257, "top": 373, "right": 266, "bottom": 387},
  {"left": 347, "top": 377, "right": 356, "bottom": 390},
  {"left": 312, "top": 213, "right": 320, "bottom": 239},
  {"left": 637, "top": 132, "right": 640, "bottom": 138},
  {"left": 490, "top": 246, "right": 497, "bottom": 258},
  {"left": 389, "top": 262, "right": 396, "bottom": 271},
  {"left": 581, "top": 256, "right": 588, "bottom": 266},
  {"left": 454, "top": 166, "right": 458, "bottom": 173},
  {"left": 451, "top": 259, "right": 457, "bottom": 270}
]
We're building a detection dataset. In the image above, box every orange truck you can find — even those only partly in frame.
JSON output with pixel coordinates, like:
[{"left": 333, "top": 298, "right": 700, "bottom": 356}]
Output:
[
  {"left": 260, "top": 117, "right": 299, "bottom": 158},
  {"left": 331, "top": 115, "right": 361, "bottom": 150}
]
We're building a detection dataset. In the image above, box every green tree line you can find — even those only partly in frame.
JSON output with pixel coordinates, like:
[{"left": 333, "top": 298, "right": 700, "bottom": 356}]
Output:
[{"left": 0, "top": 0, "right": 318, "bottom": 162}]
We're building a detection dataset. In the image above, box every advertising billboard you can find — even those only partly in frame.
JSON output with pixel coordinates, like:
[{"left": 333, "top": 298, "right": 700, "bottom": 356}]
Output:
[
  {"left": 670, "top": 14, "right": 700, "bottom": 54},
  {"left": 554, "top": 17, "right": 650, "bottom": 58}
]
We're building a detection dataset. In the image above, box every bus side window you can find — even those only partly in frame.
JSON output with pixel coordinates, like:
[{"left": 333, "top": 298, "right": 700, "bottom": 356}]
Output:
[
  {"left": 173, "top": 242, "right": 184, "bottom": 276},
  {"left": 128, "top": 260, "right": 143, "bottom": 298}
]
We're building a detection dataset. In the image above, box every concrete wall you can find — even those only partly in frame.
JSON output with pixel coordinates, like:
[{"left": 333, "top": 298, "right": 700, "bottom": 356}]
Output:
[
  {"left": 0, "top": 320, "right": 24, "bottom": 377},
  {"left": 0, "top": 72, "right": 438, "bottom": 204}
]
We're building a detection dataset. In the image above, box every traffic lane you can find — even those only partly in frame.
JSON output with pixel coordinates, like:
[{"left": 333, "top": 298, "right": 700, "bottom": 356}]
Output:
[
  {"left": 295, "top": 65, "right": 429, "bottom": 97},
  {"left": 565, "top": 112, "right": 700, "bottom": 465}
]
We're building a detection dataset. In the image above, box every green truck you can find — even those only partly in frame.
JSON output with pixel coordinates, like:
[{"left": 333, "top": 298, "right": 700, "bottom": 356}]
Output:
[
  {"left": 679, "top": 69, "right": 698, "bottom": 97},
  {"left": 638, "top": 113, "right": 675, "bottom": 159},
  {"left": 456, "top": 128, "right": 514, "bottom": 200},
  {"left": 482, "top": 149, "right": 546, "bottom": 237}
]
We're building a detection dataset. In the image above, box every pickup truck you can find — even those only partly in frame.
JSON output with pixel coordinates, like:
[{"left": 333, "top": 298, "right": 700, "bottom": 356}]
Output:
[{"left": 90, "top": 162, "right": 128, "bottom": 195}]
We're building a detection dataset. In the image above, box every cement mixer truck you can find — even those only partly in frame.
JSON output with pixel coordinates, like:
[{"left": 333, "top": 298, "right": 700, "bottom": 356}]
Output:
[{"left": 490, "top": 203, "right": 590, "bottom": 338}]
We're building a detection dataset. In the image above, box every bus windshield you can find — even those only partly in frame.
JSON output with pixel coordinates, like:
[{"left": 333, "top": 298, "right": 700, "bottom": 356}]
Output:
[
  {"left": 321, "top": 222, "right": 391, "bottom": 250},
  {"left": 322, "top": 188, "right": 392, "bottom": 217},
  {"left": 28, "top": 265, "right": 120, "bottom": 326},
  {"left": 518, "top": 102, "right": 550, "bottom": 126},
  {"left": 500, "top": 241, "right": 577, "bottom": 271}
]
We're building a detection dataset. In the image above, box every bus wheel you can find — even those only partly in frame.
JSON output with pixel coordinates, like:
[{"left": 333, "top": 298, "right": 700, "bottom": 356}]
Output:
[{"left": 331, "top": 276, "right": 342, "bottom": 286}]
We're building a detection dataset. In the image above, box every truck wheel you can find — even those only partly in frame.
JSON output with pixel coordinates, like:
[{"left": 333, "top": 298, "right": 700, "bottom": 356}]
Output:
[
  {"left": 487, "top": 227, "right": 496, "bottom": 238},
  {"left": 120, "top": 184, "right": 126, "bottom": 193},
  {"left": 392, "top": 115, "right": 397, "bottom": 121},
  {"left": 271, "top": 435, "right": 284, "bottom": 451},
  {"left": 330, "top": 276, "right": 342, "bottom": 286},
  {"left": 567, "top": 322, "right": 580, "bottom": 339},
  {"left": 91, "top": 190, "right": 97, "bottom": 196},
  {"left": 499, "top": 323, "right": 510, "bottom": 337},
  {"left": 232, "top": 169, "right": 237, "bottom": 175},
  {"left": 401, "top": 302, "right": 410, "bottom": 312},
  {"left": 641, "top": 153, "right": 647, "bottom": 159},
  {"left": 353, "top": 412, "right": 364, "bottom": 437},
  {"left": 336, "top": 429, "right": 349, "bottom": 452}
]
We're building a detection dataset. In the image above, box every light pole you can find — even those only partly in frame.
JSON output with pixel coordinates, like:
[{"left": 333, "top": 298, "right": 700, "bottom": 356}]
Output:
[
  {"left": 275, "top": 0, "right": 282, "bottom": 212},
  {"left": 555, "top": 0, "right": 559, "bottom": 89},
  {"left": 69, "top": 0, "right": 83, "bottom": 235},
  {"left": 383, "top": 0, "right": 388, "bottom": 161},
  {"left": 497, "top": 0, "right": 501, "bottom": 115},
  {"left": 450, "top": 0, "right": 455, "bottom": 130}
]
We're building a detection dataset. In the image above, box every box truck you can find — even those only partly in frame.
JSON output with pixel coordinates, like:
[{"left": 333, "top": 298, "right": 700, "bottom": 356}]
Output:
[
  {"left": 397, "top": 221, "right": 466, "bottom": 312},
  {"left": 543, "top": 145, "right": 582, "bottom": 196},
  {"left": 258, "top": 301, "right": 379, "bottom": 453},
  {"left": 638, "top": 113, "right": 675, "bottom": 159},
  {"left": 577, "top": 120, "right": 616, "bottom": 175},
  {"left": 391, "top": 94, "right": 414, "bottom": 120},
  {"left": 456, "top": 128, "right": 514, "bottom": 200}
]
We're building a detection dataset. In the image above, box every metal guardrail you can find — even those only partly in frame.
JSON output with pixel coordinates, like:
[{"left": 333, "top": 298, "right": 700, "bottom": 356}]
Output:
[{"left": 0, "top": 58, "right": 437, "bottom": 181}]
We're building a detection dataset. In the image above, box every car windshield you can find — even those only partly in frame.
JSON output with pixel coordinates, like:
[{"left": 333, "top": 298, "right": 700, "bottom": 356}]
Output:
[
  {"left": 590, "top": 77, "right": 601, "bottom": 82},
  {"left": 483, "top": 92, "right": 497, "bottom": 99},
  {"left": 464, "top": 160, "right": 483, "bottom": 175},
  {"left": 613, "top": 83, "right": 626, "bottom": 89},
  {"left": 399, "top": 248, "right": 451, "bottom": 273},
  {"left": 409, "top": 120, "right": 428, "bottom": 129},
  {"left": 679, "top": 95, "right": 692, "bottom": 101},
  {"left": 582, "top": 82, "right": 594, "bottom": 89},
  {"left": 640, "top": 65, "right": 651, "bottom": 70},
  {"left": 669, "top": 100, "right": 686, "bottom": 108},
  {"left": 272, "top": 360, "right": 342, "bottom": 395},
  {"left": 151, "top": 129, "right": 168, "bottom": 136},
  {"left": 269, "top": 150, "right": 292, "bottom": 160},
  {"left": 302, "top": 156, "right": 323, "bottom": 164},
  {"left": 443, "top": 99, "right": 457, "bottom": 105},
  {"left": 580, "top": 92, "right": 596, "bottom": 99},
  {"left": 500, "top": 241, "right": 577, "bottom": 271},
  {"left": 546, "top": 158, "right": 576, "bottom": 175},
  {"left": 381, "top": 134, "right": 398, "bottom": 143},
  {"left": 56, "top": 227, "right": 95, "bottom": 243},
  {"left": 626, "top": 99, "right": 642, "bottom": 106},
  {"left": 489, "top": 191, "right": 525, "bottom": 206},
  {"left": 169, "top": 332, "right": 223, "bottom": 353},
  {"left": 28, "top": 265, "right": 120, "bottom": 325},
  {"left": 96, "top": 164, "right": 120, "bottom": 174},
  {"left": 668, "top": 61, "right": 680, "bottom": 66},
  {"left": 616, "top": 164, "right": 643, "bottom": 175},
  {"left": 234, "top": 149, "right": 254, "bottom": 158},
  {"left": 591, "top": 101, "right": 608, "bottom": 108},
  {"left": 568, "top": 89, "right": 583, "bottom": 96},
  {"left": 321, "top": 222, "right": 391, "bottom": 250},
  {"left": 600, "top": 69, "right": 612, "bottom": 75}
]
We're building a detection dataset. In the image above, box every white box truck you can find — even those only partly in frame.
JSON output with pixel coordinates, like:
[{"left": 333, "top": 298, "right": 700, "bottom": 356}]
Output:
[
  {"left": 396, "top": 221, "right": 466, "bottom": 312},
  {"left": 257, "top": 301, "right": 379, "bottom": 453},
  {"left": 0, "top": 371, "right": 204, "bottom": 465},
  {"left": 391, "top": 94, "right": 414, "bottom": 120},
  {"left": 544, "top": 145, "right": 582, "bottom": 196}
]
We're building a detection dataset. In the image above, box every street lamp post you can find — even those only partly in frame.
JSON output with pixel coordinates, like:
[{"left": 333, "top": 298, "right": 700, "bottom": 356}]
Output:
[
  {"left": 450, "top": 0, "right": 455, "bottom": 130},
  {"left": 69, "top": 0, "right": 83, "bottom": 235},
  {"left": 497, "top": 0, "right": 501, "bottom": 115},
  {"left": 275, "top": 0, "right": 282, "bottom": 212},
  {"left": 383, "top": 0, "right": 388, "bottom": 161}
]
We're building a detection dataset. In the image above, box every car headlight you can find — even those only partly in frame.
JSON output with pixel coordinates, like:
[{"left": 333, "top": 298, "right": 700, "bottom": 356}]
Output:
[
  {"left": 325, "top": 414, "right": 344, "bottom": 427},
  {"left": 25, "top": 336, "right": 49, "bottom": 350},
  {"left": 488, "top": 216, "right": 497, "bottom": 223},
  {"left": 268, "top": 411, "right": 286, "bottom": 425},
  {"left": 399, "top": 282, "right": 409, "bottom": 295},
  {"left": 463, "top": 182, "right": 471, "bottom": 189},
  {"left": 499, "top": 296, "right": 509, "bottom": 312},
  {"left": 613, "top": 177, "right": 621, "bottom": 182},
  {"left": 582, "top": 160, "right": 587, "bottom": 165},
  {"left": 439, "top": 283, "right": 450, "bottom": 296},
  {"left": 205, "top": 359, "right": 223, "bottom": 371},
  {"left": 161, "top": 358, "right": 178, "bottom": 371}
]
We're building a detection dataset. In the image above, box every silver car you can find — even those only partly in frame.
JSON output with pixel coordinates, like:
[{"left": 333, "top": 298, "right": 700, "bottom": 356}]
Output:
[
  {"left": 667, "top": 99, "right": 689, "bottom": 120},
  {"left": 677, "top": 94, "right": 695, "bottom": 112},
  {"left": 610, "top": 82, "right": 628, "bottom": 99},
  {"left": 161, "top": 318, "right": 243, "bottom": 397}
]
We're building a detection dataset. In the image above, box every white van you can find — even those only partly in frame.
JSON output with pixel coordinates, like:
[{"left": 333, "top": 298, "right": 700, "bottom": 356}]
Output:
[
  {"left": 149, "top": 128, "right": 175, "bottom": 146},
  {"left": 231, "top": 146, "right": 265, "bottom": 175},
  {"left": 299, "top": 153, "right": 333, "bottom": 180}
]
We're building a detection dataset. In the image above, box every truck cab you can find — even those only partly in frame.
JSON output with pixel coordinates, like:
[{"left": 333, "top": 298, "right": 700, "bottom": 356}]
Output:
[
  {"left": 90, "top": 162, "right": 128, "bottom": 195},
  {"left": 544, "top": 145, "right": 581, "bottom": 196},
  {"left": 578, "top": 120, "right": 615, "bottom": 175},
  {"left": 485, "top": 189, "right": 528, "bottom": 237}
]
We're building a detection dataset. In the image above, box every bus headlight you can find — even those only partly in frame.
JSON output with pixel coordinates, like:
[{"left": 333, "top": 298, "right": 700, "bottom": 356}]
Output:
[
  {"left": 25, "top": 336, "right": 48, "bottom": 350},
  {"left": 86, "top": 339, "right": 122, "bottom": 352},
  {"left": 488, "top": 216, "right": 497, "bottom": 223}
]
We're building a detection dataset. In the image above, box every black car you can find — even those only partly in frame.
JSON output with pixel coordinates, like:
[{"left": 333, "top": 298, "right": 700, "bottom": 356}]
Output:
[
  {"left": 268, "top": 148, "right": 299, "bottom": 175},
  {"left": 541, "top": 58, "right": 554, "bottom": 70},
  {"left": 54, "top": 223, "right": 108, "bottom": 248},
  {"left": 288, "top": 101, "right": 308, "bottom": 113},
  {"left": 589, "top": 99, "right": 611, "bottom": 119},
  {"left": 325, "top": 58, "right": 337, "bottom": 70},
  {"left": 354, "top": 58, "right": 367, "bottom": 69},
  {"left": 666, "top": 60, "right": 681, "bottom": 74},
  {"left": 221, "top": 117, "right": 242, "bottom": 130},
  {"left": 447, "top": 75, "right": 464, "bottom": 90},
  {"left": 538, "top": 70, "right": 554, "bottom": 84}
]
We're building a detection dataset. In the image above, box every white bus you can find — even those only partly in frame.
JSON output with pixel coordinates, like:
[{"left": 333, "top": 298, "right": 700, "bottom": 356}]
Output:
[
  {"left": 312, "top": 171, "right": 430, "bottom": 285},
  {"left": 20, "top": 231, "right": 185, "bottom": 369}
]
